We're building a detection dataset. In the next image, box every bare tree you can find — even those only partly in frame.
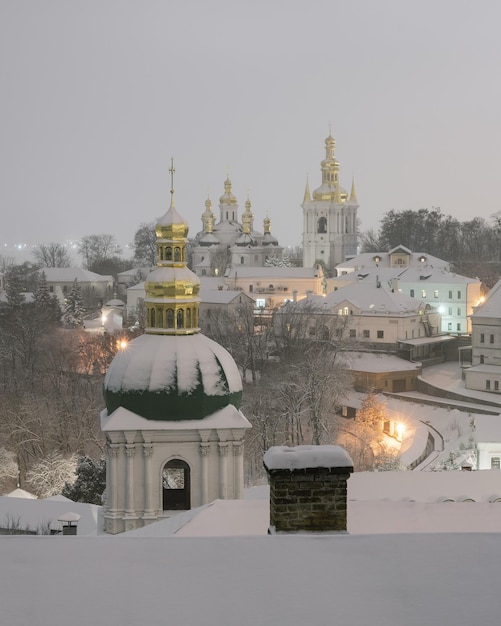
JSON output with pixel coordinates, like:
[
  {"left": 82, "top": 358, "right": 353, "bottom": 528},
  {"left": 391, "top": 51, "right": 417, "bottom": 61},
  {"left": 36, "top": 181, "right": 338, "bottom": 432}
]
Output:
[{"left": 32, "top": 242, "right": 71, "bottom": 268}]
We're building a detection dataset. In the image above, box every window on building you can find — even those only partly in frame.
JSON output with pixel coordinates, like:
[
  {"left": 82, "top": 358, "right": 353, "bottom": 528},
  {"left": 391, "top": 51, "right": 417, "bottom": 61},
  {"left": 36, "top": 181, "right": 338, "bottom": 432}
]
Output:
[
  {"left": 491, "top": 457, "right": 501, "bottom": 469},
  {"left": 349, "top": 329, "right": 356, "bottom": 338},
  {"left": 342, "top": 307, "right": 349, "bottom": 315},
  {"left": 377, "top": 330, "right": 384, "bottom": 339},
  {"left": 486, "top": 380, "right": 491, "bottom": 390},
  {"left": 448, "top": 323, "right": 452, "bottom": 330},
  {"left": 49, "top": 285, "right": 54, "bottom": 293},
  {"left": 449, "top": 290, "right": 453, "bottom": 298},
  {"left": 457, "top": 308, "right": 461, "bottom": 315},
  {"left": 495, "top": 381, "right": 499, "bottom": 391},
  {"left": 457, "top": 290, "right": 461, "bottom": 299},
  {"left": 480, "top": 355, "right": 484, "bottom": 364},
  {"left": 434, "top": 290, "right": 439, "bottom": 298},
  {"left": 481, "top": 333, "right": 485, "bottom": 343},
  {"left": 363, "top": 329, "right": 370, "bottom": 338},
  {"left": 448, "top": 307, "right": 453, "bottom": 315},
  {"left": 490, "top": 334, "right": 495, "bottom": 344},
  {"left": 240, "top": 257, "right": 244, "bottom": 264},
  {"left": 421, "top": 290, "right": 426, "bottom": 298},
  {"left": 249, "top": 285, "right": 253, "bottom": 293},
  {"left": 457, "top": 323, "right": 461, "bottom": 332},
  {"left": 317, "top": 217, "right": 327, "bottom": 233},
  {"left": 410, "top": 289, "right": 414, "bottom": 297}
]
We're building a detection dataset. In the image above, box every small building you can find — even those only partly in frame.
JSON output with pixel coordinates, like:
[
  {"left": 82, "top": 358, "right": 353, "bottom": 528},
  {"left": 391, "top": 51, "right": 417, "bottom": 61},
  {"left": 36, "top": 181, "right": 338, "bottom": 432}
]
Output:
[{"left": 37, "top": 268, "right": 113, "bottom": 308}]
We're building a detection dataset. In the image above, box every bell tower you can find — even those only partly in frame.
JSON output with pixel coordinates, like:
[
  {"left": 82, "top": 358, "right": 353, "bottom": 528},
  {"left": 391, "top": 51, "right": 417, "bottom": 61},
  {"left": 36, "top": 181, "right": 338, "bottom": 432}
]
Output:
[{"left": 302, "top": 131, "right": 359, "bottom": 274}]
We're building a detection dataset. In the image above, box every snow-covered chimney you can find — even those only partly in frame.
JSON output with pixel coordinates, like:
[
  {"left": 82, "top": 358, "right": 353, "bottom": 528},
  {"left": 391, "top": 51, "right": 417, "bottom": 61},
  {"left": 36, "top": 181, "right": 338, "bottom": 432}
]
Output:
[
  {"left": 292, "top": 290, "right": 298, "bottom": 303},
  {"left": 263, "top": 445, "right": 353, "bottom": 533}
]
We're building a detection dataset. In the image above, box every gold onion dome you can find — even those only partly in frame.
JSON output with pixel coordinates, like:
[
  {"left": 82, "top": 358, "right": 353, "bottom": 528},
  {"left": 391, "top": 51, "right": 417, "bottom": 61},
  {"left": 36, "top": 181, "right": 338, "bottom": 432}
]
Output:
[{"left": 103, "top": 163, "right": 242, "bottom": 421}]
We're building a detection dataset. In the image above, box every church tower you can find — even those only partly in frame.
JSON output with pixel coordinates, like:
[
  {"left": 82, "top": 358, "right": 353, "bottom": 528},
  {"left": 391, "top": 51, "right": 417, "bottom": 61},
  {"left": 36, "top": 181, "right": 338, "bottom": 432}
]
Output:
[
  {"left": 302, "top": 132, "right": 359, "bottom": 274},
  {"left": 101, "top": 162, "right": 251, "bottom": 534}
]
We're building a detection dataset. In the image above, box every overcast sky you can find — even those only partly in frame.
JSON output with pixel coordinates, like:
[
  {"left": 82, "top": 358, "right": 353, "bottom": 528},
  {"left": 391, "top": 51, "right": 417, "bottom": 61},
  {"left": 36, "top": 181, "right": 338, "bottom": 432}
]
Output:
[{"left": 1, "top": 0, "right": 500, "bottom": 261}]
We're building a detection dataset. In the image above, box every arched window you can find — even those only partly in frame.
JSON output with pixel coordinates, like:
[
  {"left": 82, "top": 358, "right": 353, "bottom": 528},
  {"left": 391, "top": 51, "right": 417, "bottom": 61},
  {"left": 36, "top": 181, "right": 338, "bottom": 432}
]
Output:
[
  {"left": 157, "top": 309, "right": 162, "bottom": 328},
  {"left": 317, "top": 217, "right": 327, "bottom": 233},
  {"left": 186, "top": 308, "right": 192, "bottom": 328},
  {"left": 166, "top": 247, "right": 172, "bottom": 261},
  {"left": 177, "top": 309, "right": 184, "bottom": 329},
  {"left": 240, "top": 256, "right": 244, "bottom": 264},
  {"left": 166, "top": 309, "right": 174, "bottom": 328},
  {"left": 150, "top": 308, "right": 156, "bottom": 327},
  {"left": 162, "top": 459, "right": 190, "bottom": 510},
  {"left": 174, "top": 247, "right": 181, "bottom": 262}
]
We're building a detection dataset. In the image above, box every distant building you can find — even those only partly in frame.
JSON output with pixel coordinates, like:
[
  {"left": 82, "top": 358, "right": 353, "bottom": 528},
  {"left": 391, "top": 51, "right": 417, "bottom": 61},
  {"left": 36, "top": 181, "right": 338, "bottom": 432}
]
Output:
[
  {"left": 464, "top": 279, "right": 501, "bottom": 394},
  {"left": 302, "top": 132, "right": 358, "bottom": 274},
  {"left": 36, "top": 268, "right": 113, "bottom": 308},
  {"left": 224, "top": 265, "right": 325, "bottom": 310},
  {"left": 332, "top": 245, "right": 482, "bottom": 335},
  {"left": 191, "top": 177, "right": 283, "bottom": 277}
]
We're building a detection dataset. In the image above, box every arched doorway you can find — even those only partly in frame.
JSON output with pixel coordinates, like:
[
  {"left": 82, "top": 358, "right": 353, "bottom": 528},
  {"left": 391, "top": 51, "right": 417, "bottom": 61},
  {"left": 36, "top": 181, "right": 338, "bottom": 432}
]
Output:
[{"left": 162, "top": 459, "right": 190, "bottom": 510}]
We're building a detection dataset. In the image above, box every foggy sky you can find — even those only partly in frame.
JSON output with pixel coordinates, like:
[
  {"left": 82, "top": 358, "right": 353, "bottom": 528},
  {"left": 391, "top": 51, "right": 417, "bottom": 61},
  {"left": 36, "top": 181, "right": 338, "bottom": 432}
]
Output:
[{"left": 1, "top": 0, "right": 500, "bottom": 262}]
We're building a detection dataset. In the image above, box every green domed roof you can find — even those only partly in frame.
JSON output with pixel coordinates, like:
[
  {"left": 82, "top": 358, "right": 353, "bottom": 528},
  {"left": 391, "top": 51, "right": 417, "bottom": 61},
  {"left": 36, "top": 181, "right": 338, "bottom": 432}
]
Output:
[{"left": 104, "top": 333, "right": 242, "bottom": 421}]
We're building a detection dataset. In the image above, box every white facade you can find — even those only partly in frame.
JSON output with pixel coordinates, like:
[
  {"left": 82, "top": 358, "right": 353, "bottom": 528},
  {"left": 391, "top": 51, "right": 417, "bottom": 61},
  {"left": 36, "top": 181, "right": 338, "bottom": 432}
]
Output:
[
  {"left": 101, "top": 405, "right": 250, "bottom": 534},
  {"left": 224, "top": 265, "right": 325, "bottom": 309},
  {"left": 302, "top": 133, "right": 358, "bottom": 273}
]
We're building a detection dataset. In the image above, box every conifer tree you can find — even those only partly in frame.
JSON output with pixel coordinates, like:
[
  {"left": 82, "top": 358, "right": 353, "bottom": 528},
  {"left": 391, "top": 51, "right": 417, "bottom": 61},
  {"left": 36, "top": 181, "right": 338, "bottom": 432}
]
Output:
[
  {"left": 34, "top": 271, "right": 61, "bottom": 325},
  {"left": 63, "top": 279, "right": 85, "bottom": 328}
]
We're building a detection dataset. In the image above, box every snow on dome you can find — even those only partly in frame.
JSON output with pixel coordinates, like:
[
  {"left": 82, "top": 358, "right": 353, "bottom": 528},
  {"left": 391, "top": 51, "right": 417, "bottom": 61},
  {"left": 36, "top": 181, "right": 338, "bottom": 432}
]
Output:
[
  {"left": 146, "top": 266, "right": 200, "bottom": 286},
  {"left": 104, "top": 333, "right": 242, "bottom": 421},
  {"left": 263, "top": 445, "right": 353, "bottom": 471}
]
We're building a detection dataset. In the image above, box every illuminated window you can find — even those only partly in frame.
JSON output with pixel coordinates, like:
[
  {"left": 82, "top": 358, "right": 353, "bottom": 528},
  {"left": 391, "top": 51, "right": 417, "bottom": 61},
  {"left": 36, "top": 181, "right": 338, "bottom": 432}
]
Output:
[
  {"left": 421, "top": 290, "right": 426, "bottom": 298},
  {"left": 434, "top": 290, "right": 439, "bottom": 298}
]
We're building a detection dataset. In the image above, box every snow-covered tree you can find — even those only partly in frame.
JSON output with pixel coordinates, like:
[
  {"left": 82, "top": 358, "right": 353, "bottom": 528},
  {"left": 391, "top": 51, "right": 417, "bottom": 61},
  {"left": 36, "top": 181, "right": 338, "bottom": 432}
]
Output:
[
  {"left": 26, "top": 452, "right": 77, "bottom": 498},
  {"left": 63, "top": 279, "right": 85, "bottom": 327},
  {"left": 264, "top": 253, "right": 293, "bottom": 267},
  {"left": 62, "top": 456, "right": 106, "bottom": 504}
]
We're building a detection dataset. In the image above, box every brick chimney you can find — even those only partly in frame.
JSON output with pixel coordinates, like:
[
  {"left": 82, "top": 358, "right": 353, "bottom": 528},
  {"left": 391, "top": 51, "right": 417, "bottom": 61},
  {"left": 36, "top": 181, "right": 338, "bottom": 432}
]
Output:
[{"left": 263, "top": 445, "right": 353, "bottom": 533}]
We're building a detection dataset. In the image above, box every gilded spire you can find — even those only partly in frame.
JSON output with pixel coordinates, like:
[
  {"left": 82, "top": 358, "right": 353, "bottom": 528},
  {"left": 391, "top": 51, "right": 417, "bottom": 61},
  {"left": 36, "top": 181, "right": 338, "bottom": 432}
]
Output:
[
  {"left": 349, "top": 175, "right": 358, "bottom": 204},
  {"left": 202, "top": 195, "right": 215, "bottom": 233},
  {"left": 303, "top": 176, "right": 311, "bottom": 203},
  {"left": 219, "top": 172, "right": 238, "bottom": 222},
  {"left": 263, "top": 212, "right": 272, "bottom": 234},
  {"left": 242, "top": 192, "right": 254, "bottom": 234},
  {"left": 144, "top": 164, "right": 200, "bottom": 336},
  {"left": 169, "top": 157, "right": 175, "bottom": 209}
]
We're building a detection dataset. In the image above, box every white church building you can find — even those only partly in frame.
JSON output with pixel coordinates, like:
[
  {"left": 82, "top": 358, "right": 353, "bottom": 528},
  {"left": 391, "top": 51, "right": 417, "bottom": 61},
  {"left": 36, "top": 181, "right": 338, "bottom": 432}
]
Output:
[{"left": 100, "top": 174, "right": 251, "bottom": 534}]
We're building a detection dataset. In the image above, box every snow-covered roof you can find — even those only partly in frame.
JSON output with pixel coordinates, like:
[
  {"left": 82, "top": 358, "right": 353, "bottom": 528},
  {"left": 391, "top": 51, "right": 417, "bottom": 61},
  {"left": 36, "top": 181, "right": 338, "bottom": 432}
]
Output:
[
  {"left": 199, "top": 289, "right": 250, "bottom": 305},
  {"left": 336, "top": 250, "right": 449, "bottom": 271},
  {"left": 101, "top": 404, "right": 251, "bottom": 432},
  {"left": 5, "top": 488, "right": 37, "bottom": 499},
  {"left": 41, "top": 268, "right": 113, "bottom": 283},
  {"left": 343, "top": 352, "right": 422, "bottom": 373},
  {"left": 4, "top": 531, "right": 501, "bottom": 625},
  {"left": 225, "top": 267, "right": 321, "bottom": 279},
  {"left": 308, "top": 282, "right": 426, "bottom": 314}
]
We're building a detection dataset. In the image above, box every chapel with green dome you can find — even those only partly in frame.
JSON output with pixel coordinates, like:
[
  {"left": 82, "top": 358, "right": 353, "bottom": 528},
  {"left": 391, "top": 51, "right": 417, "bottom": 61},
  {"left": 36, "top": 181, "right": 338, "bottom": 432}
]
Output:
[{"left": 101, "top": 163, "right": 251, "bottom": 534}]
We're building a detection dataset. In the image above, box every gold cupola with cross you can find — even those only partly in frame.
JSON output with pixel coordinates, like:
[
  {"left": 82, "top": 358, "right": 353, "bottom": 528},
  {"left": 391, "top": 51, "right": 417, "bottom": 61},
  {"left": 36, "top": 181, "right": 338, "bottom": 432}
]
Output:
[{"left": 144, "top": 160, "right": 201, "bottom": 335}]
